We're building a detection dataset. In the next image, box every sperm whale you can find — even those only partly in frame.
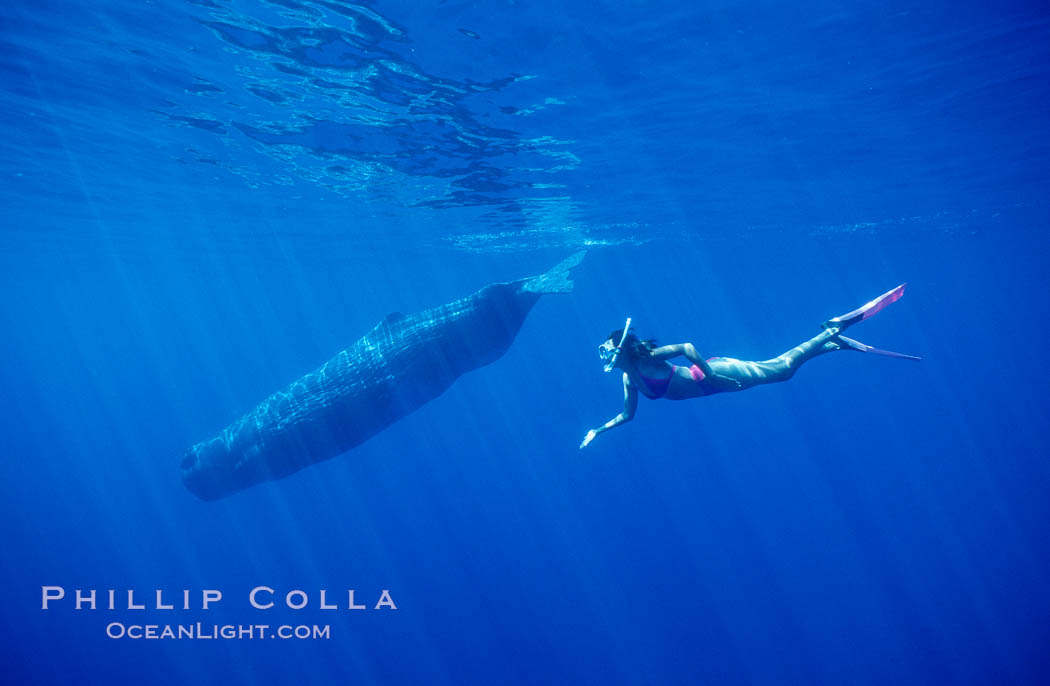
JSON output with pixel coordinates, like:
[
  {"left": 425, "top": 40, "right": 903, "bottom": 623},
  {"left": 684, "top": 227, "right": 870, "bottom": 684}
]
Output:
[{"left": 180, "top": 252, "right": 585, "bottom": 500}]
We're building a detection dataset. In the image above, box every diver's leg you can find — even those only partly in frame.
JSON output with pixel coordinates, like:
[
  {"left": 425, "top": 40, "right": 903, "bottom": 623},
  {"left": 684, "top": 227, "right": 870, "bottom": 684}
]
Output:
[
  {"left": 709, "top": 285, "right": 916, "bottom": 391},
  {"left": 708, "top": 329, "right": 841, "bottom": 390}
]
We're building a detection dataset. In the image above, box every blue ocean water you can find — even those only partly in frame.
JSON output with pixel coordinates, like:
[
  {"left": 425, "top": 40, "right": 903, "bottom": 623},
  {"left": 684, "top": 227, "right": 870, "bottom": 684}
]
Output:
[{"left": 2, "top": 0, "right": 1049, "bottom": 683}]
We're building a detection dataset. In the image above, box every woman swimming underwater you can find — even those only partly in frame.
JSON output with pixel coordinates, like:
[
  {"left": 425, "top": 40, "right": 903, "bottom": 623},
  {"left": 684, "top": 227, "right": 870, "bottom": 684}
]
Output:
[{"left": 580, "top": 284, "right": 919, "bottom": 448}]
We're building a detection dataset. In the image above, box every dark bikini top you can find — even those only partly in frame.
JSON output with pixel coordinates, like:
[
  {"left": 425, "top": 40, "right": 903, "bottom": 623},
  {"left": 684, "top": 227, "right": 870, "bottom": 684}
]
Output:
[
  {"left": 637, "top": 366, "right": 674, "bottom": 399},
  {"left": 637, "top": 363, "right": 706, "bottom": 399}
]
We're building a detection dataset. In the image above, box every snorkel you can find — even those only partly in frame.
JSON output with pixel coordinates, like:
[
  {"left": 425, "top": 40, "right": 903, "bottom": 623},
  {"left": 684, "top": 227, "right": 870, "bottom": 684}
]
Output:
[{"left": 603, "top": 317, "right": 632, "bottom": 372}]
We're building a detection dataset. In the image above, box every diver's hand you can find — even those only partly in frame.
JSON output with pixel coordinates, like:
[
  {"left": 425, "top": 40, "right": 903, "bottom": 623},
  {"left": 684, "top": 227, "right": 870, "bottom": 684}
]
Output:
[
  {"left": 580, "top": 429, "right": 598, "bottom": 449},
  {"left": 715, "top": 374, "right": 742, "bottom": 390}
]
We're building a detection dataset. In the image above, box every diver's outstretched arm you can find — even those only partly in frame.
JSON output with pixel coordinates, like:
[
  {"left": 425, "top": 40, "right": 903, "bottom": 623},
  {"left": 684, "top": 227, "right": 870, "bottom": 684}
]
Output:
[
  {"left": 580, "top": 373, "right": 637, "bottom": 448},
  {"left": 650, "top": 343, "right": 712, "bottom": 372}
]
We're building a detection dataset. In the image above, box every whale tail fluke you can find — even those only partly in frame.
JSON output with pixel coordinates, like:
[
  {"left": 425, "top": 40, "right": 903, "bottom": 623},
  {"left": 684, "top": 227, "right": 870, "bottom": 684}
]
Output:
[{"left": 521, "top": 250, "right": 587, "bottom": 294}]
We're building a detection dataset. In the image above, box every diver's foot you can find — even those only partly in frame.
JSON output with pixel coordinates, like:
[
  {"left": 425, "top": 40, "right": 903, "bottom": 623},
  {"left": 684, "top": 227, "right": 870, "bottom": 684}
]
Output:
[
  {"left": 821, "top": 321, "right": 844, "bottom": 335},
  {"left": 822, "top": 335, "right": 862, "bottom": 353},
  {"left": 825, "top": 334, "right": 879, "bottom": 354}
]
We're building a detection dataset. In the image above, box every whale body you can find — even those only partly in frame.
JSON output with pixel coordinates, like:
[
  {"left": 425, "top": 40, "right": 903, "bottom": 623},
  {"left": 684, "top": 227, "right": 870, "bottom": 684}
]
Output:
[{"left": 180, "top": 252, "right": 584, "bottom": 500}]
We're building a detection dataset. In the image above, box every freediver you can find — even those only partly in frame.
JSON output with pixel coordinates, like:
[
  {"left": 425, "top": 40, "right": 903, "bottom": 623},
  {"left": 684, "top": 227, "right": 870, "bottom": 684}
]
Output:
[{"left": 580, "top": 285, "right": 919, "bottom": 448}]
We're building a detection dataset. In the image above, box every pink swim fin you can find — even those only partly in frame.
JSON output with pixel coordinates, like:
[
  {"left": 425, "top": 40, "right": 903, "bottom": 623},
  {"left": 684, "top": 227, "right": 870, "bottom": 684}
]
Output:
[
  {"left": 835, "top": 334, "right": 921, "bottom": 361},
  {"left": 823, "top": 283, "right": 906, "bottom": 332}
]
